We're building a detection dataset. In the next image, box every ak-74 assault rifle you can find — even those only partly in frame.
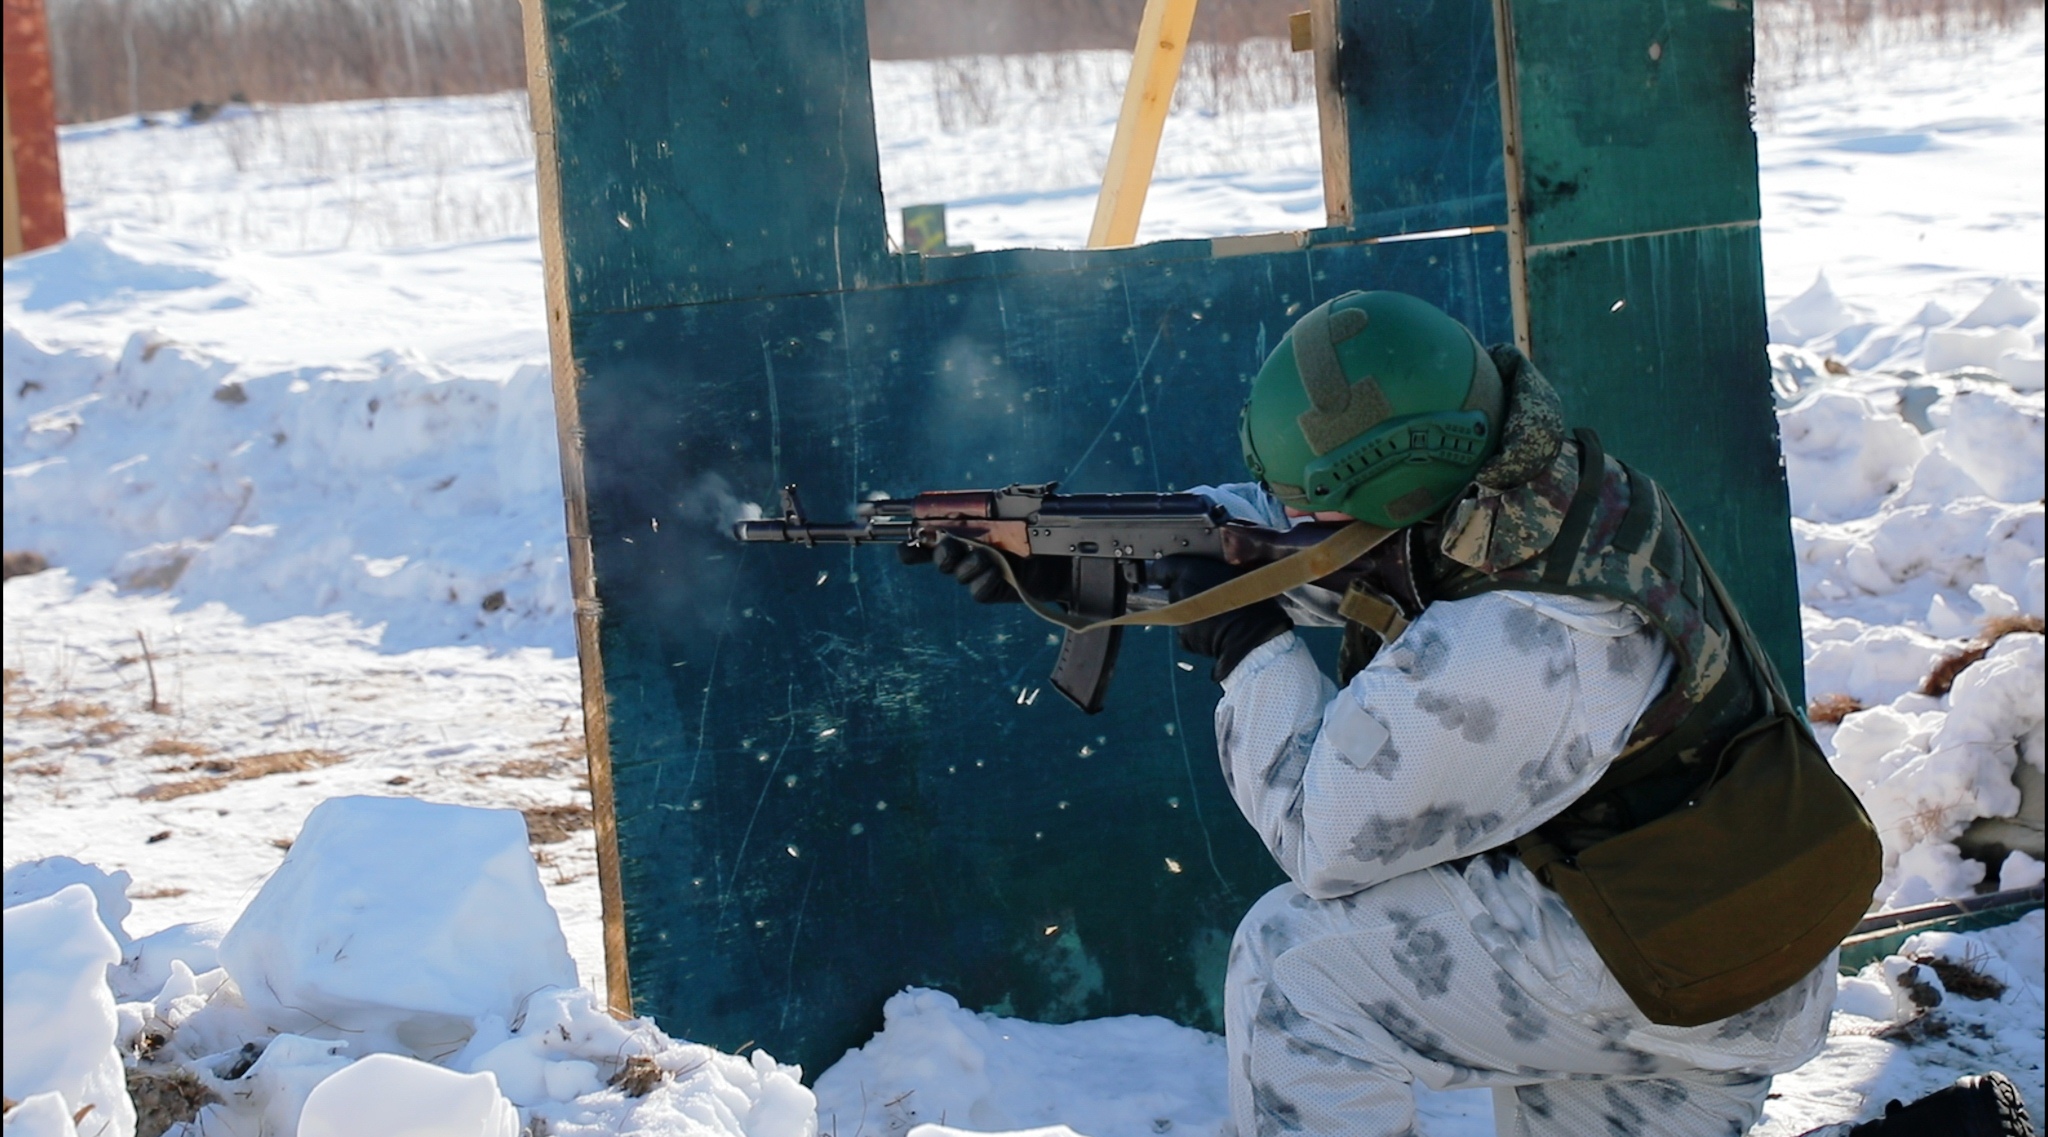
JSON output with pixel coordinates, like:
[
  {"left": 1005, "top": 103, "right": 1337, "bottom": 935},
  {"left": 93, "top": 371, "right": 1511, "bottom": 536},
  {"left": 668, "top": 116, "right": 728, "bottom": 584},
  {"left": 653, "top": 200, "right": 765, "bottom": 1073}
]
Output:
[{"left": 733, "top": 483, "right": 1419, "bottom": 713}]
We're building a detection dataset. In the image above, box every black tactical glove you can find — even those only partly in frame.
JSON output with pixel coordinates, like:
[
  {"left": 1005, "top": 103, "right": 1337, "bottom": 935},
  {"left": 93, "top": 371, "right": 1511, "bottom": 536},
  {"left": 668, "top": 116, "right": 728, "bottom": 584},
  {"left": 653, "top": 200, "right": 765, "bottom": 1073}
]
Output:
[
  {"left": 1148, "top": 555, "right": 1293, "bottom": 682},
  {"left": 899, "top": 536, "right": 1074, "bottom": 606}
]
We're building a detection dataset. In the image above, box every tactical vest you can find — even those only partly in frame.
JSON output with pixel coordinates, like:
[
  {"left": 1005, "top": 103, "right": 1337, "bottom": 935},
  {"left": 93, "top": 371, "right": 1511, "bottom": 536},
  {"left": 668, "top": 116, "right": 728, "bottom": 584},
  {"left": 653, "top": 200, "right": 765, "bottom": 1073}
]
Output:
[{"left": 1331, "top": 351, "right": 1882, "bottom": 1027}]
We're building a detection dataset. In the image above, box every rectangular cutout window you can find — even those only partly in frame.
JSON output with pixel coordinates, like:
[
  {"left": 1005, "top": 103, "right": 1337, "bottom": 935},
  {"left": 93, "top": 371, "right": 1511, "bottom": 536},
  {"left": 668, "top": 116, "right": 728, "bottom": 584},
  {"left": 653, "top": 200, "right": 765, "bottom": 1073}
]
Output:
[{"left": 864, "top": 1, "right": 1327, "bottom": 253}]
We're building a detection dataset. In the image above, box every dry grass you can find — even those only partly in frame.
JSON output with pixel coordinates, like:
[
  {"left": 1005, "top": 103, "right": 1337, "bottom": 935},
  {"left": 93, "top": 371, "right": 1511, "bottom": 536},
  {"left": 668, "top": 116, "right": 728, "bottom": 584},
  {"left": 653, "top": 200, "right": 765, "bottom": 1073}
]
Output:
[
  {"left": 128, "top": 1066, "right": 218, "bottom": 1137},
  {"left": 489, "top": 757, "right": 561, "bottom": 779},
  {"left": 137, "top": 748, "right": 344, "bottom": 801},
  {"left": 522, "top": 802, "right": 593, "bottom": 845},
  {"left": 1922, "top": 614, "right": 2045, "bottom": 697},
  {"left": 129, "top": 885, "right": 190, "bottom": 900},
  {"left": 142, "top": 738, "right": 214, "bottom": 758},
  {"left": 14, "top": 698, "right": 112, "bottom": 722},
  {"left": 2, "top": 551, "right": 50, "bottom": 580},
  {"left": 1917, "top": 948, "right": 2009, "bottom": 1000},
  {"left": 608, "top": 1054, "right": 663, "bottom": 1097},
  {"left": 1808, "top": 692, "right": 1866, "bottom": 724}
]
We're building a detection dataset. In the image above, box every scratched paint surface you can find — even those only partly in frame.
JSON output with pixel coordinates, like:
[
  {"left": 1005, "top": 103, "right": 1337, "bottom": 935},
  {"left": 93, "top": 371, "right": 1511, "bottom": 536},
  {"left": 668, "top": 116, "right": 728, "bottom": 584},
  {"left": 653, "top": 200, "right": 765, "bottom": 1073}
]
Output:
[
  {"left": 536, "top": 0, "right": 1794, "bottom": 1080},
  {"left": 1508, "top": 0, "right": 1762, "bottom": 247},
  {"left": 1335, "top": 0, "right": 1508, "bottom": 235},
  {"left": 567, "top": 237, "right": 1510, "bottom": 1073}
]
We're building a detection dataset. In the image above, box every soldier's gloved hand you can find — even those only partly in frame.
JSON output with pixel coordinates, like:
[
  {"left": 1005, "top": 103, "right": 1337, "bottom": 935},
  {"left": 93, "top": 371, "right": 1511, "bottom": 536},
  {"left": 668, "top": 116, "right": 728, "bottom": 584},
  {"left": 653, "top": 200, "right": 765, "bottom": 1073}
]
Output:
[
  {"left": 1148, "top": 555, "right": 1292, "bottom": 682},
  {"left": 898, "top": 536, "right": 1072, "bottom": 606}
]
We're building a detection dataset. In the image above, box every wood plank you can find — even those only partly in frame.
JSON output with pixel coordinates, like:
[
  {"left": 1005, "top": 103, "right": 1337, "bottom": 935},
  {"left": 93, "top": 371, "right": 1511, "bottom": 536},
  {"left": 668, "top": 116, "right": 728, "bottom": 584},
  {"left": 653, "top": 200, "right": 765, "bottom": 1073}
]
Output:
[
  {"left": 521, "top": 0, "right": 632, "bottom": 1018},
  {"left": 1502, "top": 0, "right": 1761, "bottom": 248},
  {"left": 1087, "top": 0, "right": 1200, "bottom": 248},
  {"left": 1308, "top": 0, "right": 1350, "bottom": 227}
]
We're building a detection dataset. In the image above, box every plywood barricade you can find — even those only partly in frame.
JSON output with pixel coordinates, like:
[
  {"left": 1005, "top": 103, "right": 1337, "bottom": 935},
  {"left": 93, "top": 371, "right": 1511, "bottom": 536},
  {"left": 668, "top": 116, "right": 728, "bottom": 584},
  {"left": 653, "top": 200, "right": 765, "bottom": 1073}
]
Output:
[{"left": 523, "top": 0, "right": 1798, "bottom": 1077}]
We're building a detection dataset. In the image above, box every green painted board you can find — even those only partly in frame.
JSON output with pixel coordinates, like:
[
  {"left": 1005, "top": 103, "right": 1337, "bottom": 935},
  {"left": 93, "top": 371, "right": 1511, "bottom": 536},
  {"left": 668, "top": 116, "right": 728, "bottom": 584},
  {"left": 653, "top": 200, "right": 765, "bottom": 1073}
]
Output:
[
  {"left": 528, "top": 0, "right": 1801, "bottom": 1082},
  {"left": 1522, "top": 226, "right": 1802, "bottom": 697},
  {"left": 561, "top": 237, "right": 1511, "bottom": 1072},
  {"left": 1837, "top": 898, "right": 2043, "bottom": 973},
  {"left": 1505, "top": 0, "right": 1761, "bottom": 247},
  {"left": 539, "top": 0, "right": 888, "bottom": 309},
  {"left": 1336, "top": 0, "right": 1507, "bottom": 235}
]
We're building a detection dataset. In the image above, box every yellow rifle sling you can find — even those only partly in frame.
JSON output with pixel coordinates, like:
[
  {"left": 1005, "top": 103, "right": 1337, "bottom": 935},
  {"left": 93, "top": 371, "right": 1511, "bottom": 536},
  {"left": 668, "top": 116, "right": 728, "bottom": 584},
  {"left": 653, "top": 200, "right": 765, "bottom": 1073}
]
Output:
[{"left": 964, "top": 520, "right": 1395, "bottom": 633}]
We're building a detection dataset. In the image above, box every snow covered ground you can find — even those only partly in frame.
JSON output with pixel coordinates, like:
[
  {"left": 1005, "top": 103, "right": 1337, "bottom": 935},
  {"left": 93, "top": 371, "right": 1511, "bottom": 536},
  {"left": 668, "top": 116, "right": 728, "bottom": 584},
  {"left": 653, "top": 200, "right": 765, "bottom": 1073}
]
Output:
[{"left": 5, "top": 12, "right": 2044, "bottom": 1137}]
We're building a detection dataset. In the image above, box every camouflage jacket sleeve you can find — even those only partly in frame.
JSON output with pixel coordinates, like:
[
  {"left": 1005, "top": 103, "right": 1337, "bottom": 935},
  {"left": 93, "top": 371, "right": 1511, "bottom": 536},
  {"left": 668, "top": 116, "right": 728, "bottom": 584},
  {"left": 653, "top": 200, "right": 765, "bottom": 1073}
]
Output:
[{"left": 1213, "top": 590, "right": 1674, "bottom": 899}]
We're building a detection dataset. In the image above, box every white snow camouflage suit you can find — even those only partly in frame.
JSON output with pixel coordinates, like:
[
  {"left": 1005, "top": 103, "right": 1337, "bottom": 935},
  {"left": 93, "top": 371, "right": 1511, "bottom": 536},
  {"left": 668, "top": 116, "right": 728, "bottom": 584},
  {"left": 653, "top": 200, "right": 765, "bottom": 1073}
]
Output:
[{"left": 1192, "top": 483, "right": 1835, "bottom": 1137}]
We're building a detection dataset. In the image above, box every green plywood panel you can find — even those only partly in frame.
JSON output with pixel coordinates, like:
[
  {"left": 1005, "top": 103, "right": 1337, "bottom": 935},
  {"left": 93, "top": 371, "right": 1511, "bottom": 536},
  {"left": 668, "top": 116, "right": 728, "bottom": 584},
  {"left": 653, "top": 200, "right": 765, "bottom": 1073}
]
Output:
[
  {"left": 1522, "top": 225, "right": 1802, "bottom": 699},
  {"left": 1336, "top": 0, "right": 1507, "bottom": 234},
  {"left": 541, "top": 0, "right": 888, "bottom": 310},
  {"left": 530, "top": 0, "right": 1802, "bottom": 1087},
  {"left": 565, "top": 237, "right": 1512, "bottom": 1076},
  {"left": 1507, "top": 0, "right": 1761, "bottom": 247}
]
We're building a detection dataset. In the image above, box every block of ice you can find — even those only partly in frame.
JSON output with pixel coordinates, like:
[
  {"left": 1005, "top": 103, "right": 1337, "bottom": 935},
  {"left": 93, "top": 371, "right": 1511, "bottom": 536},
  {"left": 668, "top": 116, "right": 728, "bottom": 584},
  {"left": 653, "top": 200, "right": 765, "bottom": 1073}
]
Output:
[
  {"left": 217, "top": 796, "right": 576, "bottom": 1053},
  {"left": 297, "top": 1053, "right": 519, "bottom": 1137},
  {"left": 3, "top": 885, "right": 137, "bottom": 1137}
]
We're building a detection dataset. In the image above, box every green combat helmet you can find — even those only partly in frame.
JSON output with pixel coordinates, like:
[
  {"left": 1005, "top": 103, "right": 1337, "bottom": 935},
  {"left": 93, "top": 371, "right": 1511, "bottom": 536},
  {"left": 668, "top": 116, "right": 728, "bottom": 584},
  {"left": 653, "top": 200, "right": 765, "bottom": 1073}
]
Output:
[{"left": 1240, "top": 291, "right": 1504, "bottom": 528}]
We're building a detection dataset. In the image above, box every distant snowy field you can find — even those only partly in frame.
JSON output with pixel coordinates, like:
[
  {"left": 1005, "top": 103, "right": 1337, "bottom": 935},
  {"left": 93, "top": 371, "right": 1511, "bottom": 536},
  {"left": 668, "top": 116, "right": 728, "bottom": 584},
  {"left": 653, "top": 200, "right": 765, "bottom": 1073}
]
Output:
[{"left": 5, "top": 15, "right": 2043, "bottom": 1137}]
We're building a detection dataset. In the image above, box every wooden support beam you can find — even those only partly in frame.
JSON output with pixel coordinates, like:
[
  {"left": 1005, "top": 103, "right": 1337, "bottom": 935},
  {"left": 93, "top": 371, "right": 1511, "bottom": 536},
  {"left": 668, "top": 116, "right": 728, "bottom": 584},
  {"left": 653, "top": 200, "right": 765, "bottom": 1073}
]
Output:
[
  {"left": 518, "top": 0, "right": 632, "bottom": 1019},
  {"left": 1087, "top": 0, "right": 1198, "bottom": 248},
  {"left": 1308, "top": 0, "right": 1350, "bottom": 228}
]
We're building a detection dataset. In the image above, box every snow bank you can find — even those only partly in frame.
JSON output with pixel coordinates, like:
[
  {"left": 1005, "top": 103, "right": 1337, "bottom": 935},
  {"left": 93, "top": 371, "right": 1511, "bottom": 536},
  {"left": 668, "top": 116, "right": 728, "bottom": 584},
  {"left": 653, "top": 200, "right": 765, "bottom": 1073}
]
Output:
[
  {"left": 2, "top": 885, "right": 137, "bottom": 1137},
  {"left": 813, "top": 988, "right": 1230, "bottom": 1137},
  {"left": 218, "top": 795, "right": 577, "bottom": 1053},
  {"left": 1773, "top": 284, "right": 2047, "bottom": 909},
  {"left": 1770, "top": 274, "right": 2043, "bottom": 387},
  {"left": 3, "top": 305, "right": 570, "bottom": 654},
  {"left": 1, "top": 802, "right": 815, "bottom": 1137}
]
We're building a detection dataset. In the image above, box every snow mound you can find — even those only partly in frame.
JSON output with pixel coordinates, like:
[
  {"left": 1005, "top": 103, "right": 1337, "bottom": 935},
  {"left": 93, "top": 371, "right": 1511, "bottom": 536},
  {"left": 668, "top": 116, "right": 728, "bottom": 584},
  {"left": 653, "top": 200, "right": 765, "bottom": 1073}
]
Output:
[
  {"left": 1777, "top": 285, "right": 2046, "bottom": 912},
  {"left": 3, "top": 856, "right": 135, "bottom": 958},
  {"left": 813, "top": 988, "right": 1231, "bottom": 1137},
  {"left": 1779, "top": 387, "right": 1927, "bottom": 521},
  {"left": 2, "top": 885, "right": 137, "bottom": 1137},
  {"left": 4, "top": 231, "right": 228, "bottom": 313},
  {"left": 4, "top": 821, "right": 816, "bottom": 1137},
  {"left": 1769, "top": 277, "right": 2043, "bottom": 388},
  {"left": 1, "top": 1094, "right": 80, "bottom": 1137},
  {"left": 3, "top": 322, "right": 571, "bottom": 654},
  {"left": 218, "top": 795, "right": 578, "bottom": 1053},
  {"left": 300, "top": 1052, "right": 520, "bottom": 1137}
]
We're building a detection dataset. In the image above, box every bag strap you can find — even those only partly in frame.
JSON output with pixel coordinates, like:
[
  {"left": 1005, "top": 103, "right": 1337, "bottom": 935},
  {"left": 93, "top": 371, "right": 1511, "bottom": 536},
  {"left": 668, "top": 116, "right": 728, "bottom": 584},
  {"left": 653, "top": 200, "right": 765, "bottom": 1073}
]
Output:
[
  {"left": 1658, "top": 484, "right": 1797, "bottom": 719},
  {"left": 968, "top": 518, "right": 1397, "bottom": 633},
  {"left": 1543, "top": 427, "right": 1607, "bottom": 588}
]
